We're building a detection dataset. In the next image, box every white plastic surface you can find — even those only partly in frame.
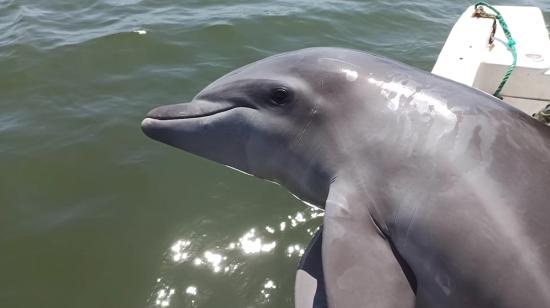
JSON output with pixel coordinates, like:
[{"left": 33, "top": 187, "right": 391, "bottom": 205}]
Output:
[{"left": 432, "top": 5, "right": 550, "bottom": 114}]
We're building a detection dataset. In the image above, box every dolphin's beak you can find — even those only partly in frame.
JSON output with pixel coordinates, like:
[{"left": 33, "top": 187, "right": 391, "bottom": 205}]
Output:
[
  {"left": 140, "top": 99, "right": 255, "bottom": 171},
  {"left": 141, "top": 100, "right": 244, "bottom": 142},
  {"left": 144, "top": 100, "right": 236, "bottom": 120}
]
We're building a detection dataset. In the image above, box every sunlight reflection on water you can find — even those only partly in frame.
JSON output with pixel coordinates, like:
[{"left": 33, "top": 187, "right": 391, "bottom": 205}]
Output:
[{"left": 151, "top": 207, "right": 323, "bottom": 307}]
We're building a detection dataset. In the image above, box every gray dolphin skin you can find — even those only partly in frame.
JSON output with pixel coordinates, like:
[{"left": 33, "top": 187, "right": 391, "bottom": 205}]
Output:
[{"left": 141, "top": 47, "right": 550, "bottom": 308}]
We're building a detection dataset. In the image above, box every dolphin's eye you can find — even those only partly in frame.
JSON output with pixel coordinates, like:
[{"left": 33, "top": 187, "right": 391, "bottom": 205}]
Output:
[{"left": 270, "top": 87, "right": 292, "bottom": 105}]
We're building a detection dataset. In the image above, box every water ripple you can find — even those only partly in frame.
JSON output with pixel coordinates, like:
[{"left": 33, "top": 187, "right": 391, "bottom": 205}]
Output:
[
  {"left": 1, "top": 1, "right": 549, "bottom": 308},
  {"left": 150, "top": 206, "right": 323, "bottom": 307}
]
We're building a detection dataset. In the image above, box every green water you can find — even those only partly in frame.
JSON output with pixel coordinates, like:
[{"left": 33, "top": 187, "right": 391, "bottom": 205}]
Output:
[{"left": 1, "top": 1, "right": 549, "bottom": 307}]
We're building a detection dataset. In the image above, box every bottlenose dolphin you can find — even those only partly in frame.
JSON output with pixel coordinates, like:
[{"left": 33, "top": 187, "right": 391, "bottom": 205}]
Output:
[{"left": 141, "top": 47, "right": 550, "bottom": 307}]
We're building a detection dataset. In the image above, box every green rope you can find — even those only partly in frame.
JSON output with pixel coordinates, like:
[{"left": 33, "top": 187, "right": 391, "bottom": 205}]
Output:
[{"left": 474, "top": 2, "right": 517, "bottom": 99}]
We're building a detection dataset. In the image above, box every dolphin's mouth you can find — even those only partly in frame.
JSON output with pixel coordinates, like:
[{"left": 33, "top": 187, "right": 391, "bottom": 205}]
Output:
[
  {"left": 145, "top": 105, "right": 239, "bottom": 120},
  {"left": 144, "top": 100, "right": 245, "bottom": 121}
]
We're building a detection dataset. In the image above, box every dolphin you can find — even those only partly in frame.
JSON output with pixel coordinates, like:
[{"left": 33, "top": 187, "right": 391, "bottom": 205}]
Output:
[{"left": 141, "top": 47, "right": 550, "bottom": 307}]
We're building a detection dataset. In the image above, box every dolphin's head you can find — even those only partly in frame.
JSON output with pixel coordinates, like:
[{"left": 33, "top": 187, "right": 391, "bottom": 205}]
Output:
[{"left": 142, "top": 48, "right": 371, "bottom": 206}]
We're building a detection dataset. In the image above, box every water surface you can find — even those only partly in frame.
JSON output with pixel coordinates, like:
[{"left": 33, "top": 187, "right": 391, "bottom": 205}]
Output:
[{"left": 1, "top": 1, "right": 549, "bottom": 307}]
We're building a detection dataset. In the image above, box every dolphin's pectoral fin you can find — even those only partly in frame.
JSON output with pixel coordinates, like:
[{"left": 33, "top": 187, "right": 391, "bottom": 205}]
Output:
[
  {"left": 322, "top": 183, "right": 416, "bottom": 308},
  {"left": 295, "top": 226, "right": 328, "bottom": 308}
]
